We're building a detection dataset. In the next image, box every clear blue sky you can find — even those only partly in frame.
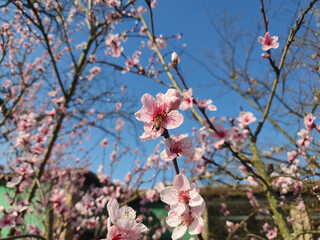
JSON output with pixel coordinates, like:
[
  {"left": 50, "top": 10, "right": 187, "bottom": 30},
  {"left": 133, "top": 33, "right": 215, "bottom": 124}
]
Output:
[{"left": 90, "top": 0, "right": 312, "bottom": 186}]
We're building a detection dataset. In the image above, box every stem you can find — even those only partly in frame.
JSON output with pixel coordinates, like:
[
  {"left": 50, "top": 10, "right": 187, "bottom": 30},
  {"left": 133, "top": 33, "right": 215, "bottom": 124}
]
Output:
[
  {"left": 254, "top": 0, "right": 319, "bottom": 141},
  {"left": 172, "top": 158, "right": 180, "bottom": 175},
  {"left": 139, "top": 15, "right": 204, "bottom": 125},
  {"left": 197, "top": 233, "right": 204, "bottom": 240},
  {"left": 162, "top": 129, "right": 180, "bottom": 175}
]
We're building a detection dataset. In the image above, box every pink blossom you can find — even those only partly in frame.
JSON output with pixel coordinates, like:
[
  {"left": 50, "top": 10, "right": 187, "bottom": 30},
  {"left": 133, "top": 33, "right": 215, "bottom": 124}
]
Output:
[
  {"left": 90, "top": 66, "right": 101, "bottom": 76},
  {"left": 210, "top": 123, "right": 232, "bottom": 143},
  {"left": 237, "top": 111, "right": 256, "bottom": 128},
  {"left": 0, "top": 213, "right": 16, "bottom": 228},
  {"left": 106, "top": 198, "right": 148, "bottom": 240},
  {"left": 160, "top": 134, "right": 195, "bottom": 161},
  {"left": 135, "top": 91, "right": 183, "bottom": 141},
  {"left": 105, "top": 0, "right": 119, "bottom": 7},
  {"left": 89, "top": 54, "right": 97, "bottom": 63},
  {"left": 160, "top": 174, "right": 204, "bottom": 209},
  {"left": 150, "top": 0, "right": 157, "bottom": 8},
  {"left": 266, "top": 228, "right": 278, "bottom": 239},
  {"left": 304, "top": 113, "right": 316, "bottom": 131},
  {"left": 187, "top": 147, "right": 205, "bottom": 163},
  {"left": 114, "top": 102, "right": 122, "bottom": 111},
  {"left": 106, "top": 34, "right": 123, "bottom": 57},
  {"left": 106, "top": 225, "right": 124, "bottom": 240},
  {"left": 50, "top": 189, "right": 69, "bottom": 214},
  {"left": 258, "top": 32, "right": 279, "bottom": 51},
  {"left": 195, "top": 98, "right": 217, "bottom": 111},
  {"left": 116, "top": 119, "right": 124, "bottom": 132},
  {"left": 27, "top": 224, "right": 41, "bottom": 235},
  {"left": 180, "top": 88, "right": 193, "bottom": 111},
  {"left": 231, "top": 127, "right": 246, "bottom": 142},
  {"left": 145, "top": 189, "right": 159, "bottom": 203},
  {"left": 296, "top": 129, "right": 311, "bottom": 152},
  {"left": 287, "top": 151, "right": 298, "bottom": 162},
  {"left": 166, "top": 205, "right": 205, "bottom": 240},
  {"left": 139, "top": 26, "right": 147, "bottom": 36},
  {"left": 121, "top": 85, "right": 127, "bottom": 93},
  {"left": 101, "top": 138, "right": 109, "bottom": 148},
  {"left": 148, "top": 36, "right": 167, "bottom": 50}
]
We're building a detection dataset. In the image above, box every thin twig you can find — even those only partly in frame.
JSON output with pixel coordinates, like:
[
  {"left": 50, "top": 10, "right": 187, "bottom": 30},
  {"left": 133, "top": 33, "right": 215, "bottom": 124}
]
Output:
[{"left": 253, "top": 0, "right": 319, "bottom": 141}]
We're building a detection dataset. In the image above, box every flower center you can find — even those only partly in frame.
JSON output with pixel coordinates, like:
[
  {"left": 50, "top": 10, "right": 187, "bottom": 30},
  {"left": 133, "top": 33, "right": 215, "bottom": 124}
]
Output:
[
  {"left": 153, "top": 115, "right": 163, "bottom": 130},
  {"left": 181, "top": 211, "right": 194, "bottom": 227},
  {"left": 178, "top": 190, "right": 190, "bottom": 204}
]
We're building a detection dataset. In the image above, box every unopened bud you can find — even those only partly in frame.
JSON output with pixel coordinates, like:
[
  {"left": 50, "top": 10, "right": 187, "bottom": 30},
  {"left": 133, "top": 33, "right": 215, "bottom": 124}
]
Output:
[{"left": 171, "top": 52, "right": 180, "bottom": 68}]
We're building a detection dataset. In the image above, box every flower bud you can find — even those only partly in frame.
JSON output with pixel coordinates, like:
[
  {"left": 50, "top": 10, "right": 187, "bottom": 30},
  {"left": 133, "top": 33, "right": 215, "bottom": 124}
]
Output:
[{"left": 171, "top": 52, "right": 180, "bottom": 68}]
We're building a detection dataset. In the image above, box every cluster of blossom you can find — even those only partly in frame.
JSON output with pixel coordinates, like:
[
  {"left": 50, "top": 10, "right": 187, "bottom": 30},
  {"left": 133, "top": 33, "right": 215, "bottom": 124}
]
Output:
[
  {"left": 263, "top": 223, "right": 278, "bottom": 240},
  {"left": 271, "top": 159, "right": 302, "bottom": 195},
  {"left": 160, "top": 174, "right": 205, "bottom": 239},
  {"left": 105, "top": 198, "right": 148, "bottom": 240},
  {"left": 135, "top": 88, "right": 210, "bottom": 239}
]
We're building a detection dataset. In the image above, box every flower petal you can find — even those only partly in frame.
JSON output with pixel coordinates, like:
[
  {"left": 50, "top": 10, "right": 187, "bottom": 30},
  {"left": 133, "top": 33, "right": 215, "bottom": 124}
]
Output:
[
  {"left": 189, "top": 217, "right": 204, "bottom": 235},
  {"left": 173, "top": 174, "right": 190, "bottom": 191},
  {"left": 163, "top": 110, "right": 183, "bottom": 129},
  {"left": 172, "top": 225, "right": 187, "bottom": 240},
  {"left": 160, "top": 186, "right": 178, "bottom": 205}
]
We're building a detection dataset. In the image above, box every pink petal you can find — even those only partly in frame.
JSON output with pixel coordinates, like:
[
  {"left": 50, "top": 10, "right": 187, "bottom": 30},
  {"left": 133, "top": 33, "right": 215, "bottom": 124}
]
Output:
[
  {"left": 189, "top": 217, "right": 204, "bottom": 235},
  {"left": 117, "top": 218, "right": 135, "bottom": 230},
  {"left": 171, "top": 202, "right": 186, "bottom": 215},
  {"left": 160, "top": 186, "right": 178, "bottom": 205},
  {"left": 262, "top": 45, "right": 271, "bottom": 51},
  {"left": 166, "top": 210, "right": 182, "bottom": 227},
  {"left": 163, "top": 110, "right": 183, "bottom": 129},
  {"left": 107, "top": 198, "right": 120, "bottom": 224},
  {"left": 258, "top": 36, "right": 265, "bottom": 44},
  {"left": 172, "top": 225, "right": 187, "bottom": 240},
  {"left": 271, "top": 42, "right": 279, "bottom": 49},
  {"left": 173, "top": 174, "right": 190, "bottom": 191},
  {"left": 189, "top": 194, "right": 204, "bottom": 207},
  {"left": 179, "top": 100, "right": 191, "bottom": 111},
  {"left": 160, "top": 148, "right": 177, "bottom": 161},
  {"left": 139, "top": 131, "right": 153, "bottom": 141},
  {"left": 165, "top": 89, "right": 181, "bottom": 110},
  {"left": 142, "top": 93, "right": 157, "bottom": 110},
  {"left": 191, "top": 201, "right": 206, "bottom": 217}
]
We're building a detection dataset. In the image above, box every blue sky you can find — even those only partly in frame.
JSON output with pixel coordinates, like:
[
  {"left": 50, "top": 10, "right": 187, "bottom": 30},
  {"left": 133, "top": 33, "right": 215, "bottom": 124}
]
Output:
[{"left": 83, "top": 0, "right": 316, "bottom": 185}]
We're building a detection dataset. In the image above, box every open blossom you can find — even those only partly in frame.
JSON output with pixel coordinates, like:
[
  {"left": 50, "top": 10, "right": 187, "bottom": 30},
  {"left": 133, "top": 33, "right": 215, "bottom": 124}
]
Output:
[
  {"left": 106, "top": 198, "right": 148, "bottom": 240},
  {"left": 297, "top": 129, "right": 312, "bottom": 152},
  {"left": 160, "top": 134, "right": 195, "bottom": 161},
  {"left": 148, "top": 36, "right": 167, "bottom": 50},
  {"left": 210, "top": 123, "right": 232, "bottom": 143},
  {"left": 237, "top": 111, "right": 257, "bottom": 128},
  {"left": 266, "top": 228, "right": 278, "bottom": 240},
  {"left": 160, "top": 174, "right": 204, "bottom": 209},
  {"left": 304, "top": 113, "right": 316, "bottom": 131},
  {"left": 0, "top": 213, "right": 16, "bottom": 228},
  {"left": 105, "top": 34, "right": 123, "bottom": 57},
  {"left": 195, "top": 98, "right": 217, "bottom": 111},
  {"left": 166, "top": 205, "right": 205, "bottom": 240},
  {"left": 258, "top": 32, "right": 279, "bottom": 51},
  {"left": 180, "top": 88, "right": 193, "bottom": 111},
  {"left": 160, "top": 174, "right": 205, "bottom": 239},
  {"left": 287, "top": 150, "right": 298, "bottom": 162},
  {"left": 135, "top": 90, "right": 183, "bottom": 141}
]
